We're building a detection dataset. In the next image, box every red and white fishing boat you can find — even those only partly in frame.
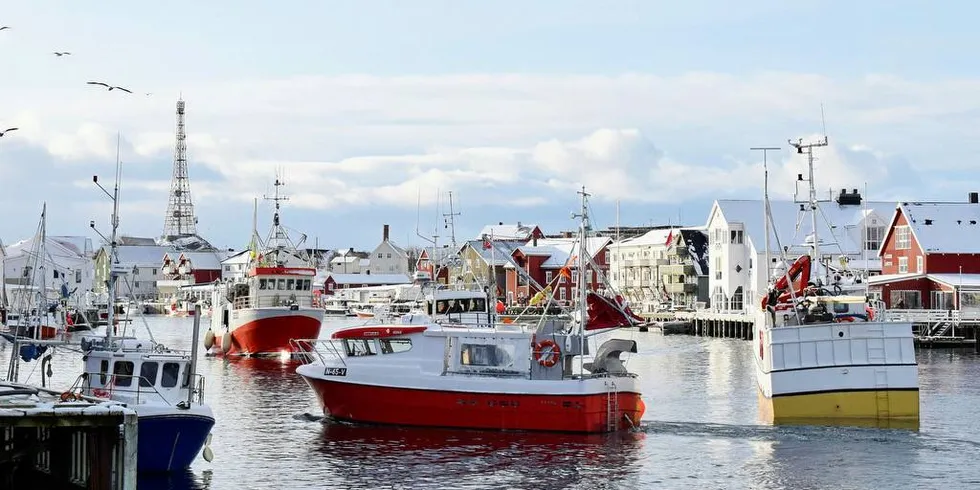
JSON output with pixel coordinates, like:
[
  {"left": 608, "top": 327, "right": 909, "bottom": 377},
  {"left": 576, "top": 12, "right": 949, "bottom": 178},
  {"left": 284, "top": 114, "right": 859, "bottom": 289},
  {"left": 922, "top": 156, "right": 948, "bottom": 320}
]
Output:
[
  {"left": 295, "top": 187, "right": 647, "bottom": 433},
  {"left": 205, "top": 178, "right": 324, "bottom": 357}
]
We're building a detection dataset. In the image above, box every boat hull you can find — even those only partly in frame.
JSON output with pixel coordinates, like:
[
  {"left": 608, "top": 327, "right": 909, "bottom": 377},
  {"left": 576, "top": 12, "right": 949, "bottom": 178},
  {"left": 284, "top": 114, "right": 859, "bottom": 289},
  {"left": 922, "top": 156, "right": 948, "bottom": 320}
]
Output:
[
  {"left": 136, "top": 412, "right": 215, "bottom": 473},
  {"left": 758, "top": 387, "right": 919, "bottom": 428},
  {"left": 217, "top": 307, "right": 323, "bottom": 357},
  {"left": 755, "top": 319, "right": 920, "bottom": 428},
  {"left": 299, "top": 376, "right": 644, "bottom": 433}
]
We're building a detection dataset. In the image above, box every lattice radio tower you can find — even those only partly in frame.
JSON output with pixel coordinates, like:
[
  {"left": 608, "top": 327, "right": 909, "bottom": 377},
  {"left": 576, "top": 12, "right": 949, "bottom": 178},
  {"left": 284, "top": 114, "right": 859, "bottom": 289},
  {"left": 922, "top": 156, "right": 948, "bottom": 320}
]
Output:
[{"left": 163, "top": 98, "right": 198, "bottom": 238}]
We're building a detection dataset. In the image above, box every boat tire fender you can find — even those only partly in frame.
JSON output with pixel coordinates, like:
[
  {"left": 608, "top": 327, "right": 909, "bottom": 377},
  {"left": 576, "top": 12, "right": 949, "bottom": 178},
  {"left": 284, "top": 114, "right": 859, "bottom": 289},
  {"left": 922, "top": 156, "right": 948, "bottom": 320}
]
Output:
[{"left": 533, "top": 339, "right": 561, "bottom": 368}]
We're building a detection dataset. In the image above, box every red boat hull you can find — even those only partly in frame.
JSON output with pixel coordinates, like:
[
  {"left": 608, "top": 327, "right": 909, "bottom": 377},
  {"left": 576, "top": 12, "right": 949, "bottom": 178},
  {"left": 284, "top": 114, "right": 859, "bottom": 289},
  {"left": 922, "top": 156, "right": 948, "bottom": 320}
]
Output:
[
  {"left": 217, "top": 314, "right": 322, "bottom": 357},
  {"left": 302, "top": 377, "right": 645, "bottom": 433}
]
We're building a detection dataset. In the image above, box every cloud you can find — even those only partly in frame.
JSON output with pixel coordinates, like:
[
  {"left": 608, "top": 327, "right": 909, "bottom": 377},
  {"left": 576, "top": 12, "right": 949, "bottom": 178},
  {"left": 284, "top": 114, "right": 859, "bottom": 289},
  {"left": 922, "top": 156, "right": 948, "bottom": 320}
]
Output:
[{"left": 1, "top": 71, "right": 977, "bottom": 248}]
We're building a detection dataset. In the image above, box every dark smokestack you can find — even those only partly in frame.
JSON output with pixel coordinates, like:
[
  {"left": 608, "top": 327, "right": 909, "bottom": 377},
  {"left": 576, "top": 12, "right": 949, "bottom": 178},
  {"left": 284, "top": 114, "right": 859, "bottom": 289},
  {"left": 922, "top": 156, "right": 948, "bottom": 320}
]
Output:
[{"left": 383, "top": 224, "right": 389, "bottom": 241}]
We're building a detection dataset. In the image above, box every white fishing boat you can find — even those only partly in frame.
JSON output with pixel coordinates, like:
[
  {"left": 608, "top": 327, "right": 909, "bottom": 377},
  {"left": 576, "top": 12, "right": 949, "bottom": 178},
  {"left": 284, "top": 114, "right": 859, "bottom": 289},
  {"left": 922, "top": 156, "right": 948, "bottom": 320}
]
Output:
[
  {"left": 295, "top": 187, "right": 647, "bottom": 433},
  {"left": 754, "top": 136, "right": 919, "bottom": 428}
]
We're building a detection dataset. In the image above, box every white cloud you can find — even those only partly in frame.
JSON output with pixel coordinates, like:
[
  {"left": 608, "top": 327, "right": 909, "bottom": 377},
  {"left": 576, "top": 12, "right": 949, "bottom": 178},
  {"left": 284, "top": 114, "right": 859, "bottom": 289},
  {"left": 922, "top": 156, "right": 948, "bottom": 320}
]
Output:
[{"left": 0, "top": 71, "right": 974, "bottom": 228}]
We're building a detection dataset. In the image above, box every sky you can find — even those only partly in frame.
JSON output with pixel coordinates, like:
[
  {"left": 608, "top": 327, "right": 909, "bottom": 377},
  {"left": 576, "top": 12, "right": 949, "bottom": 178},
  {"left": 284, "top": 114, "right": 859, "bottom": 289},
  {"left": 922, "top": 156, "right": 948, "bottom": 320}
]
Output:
[{"left": 2, "top": 0, "right": 980, "bottom": 253}]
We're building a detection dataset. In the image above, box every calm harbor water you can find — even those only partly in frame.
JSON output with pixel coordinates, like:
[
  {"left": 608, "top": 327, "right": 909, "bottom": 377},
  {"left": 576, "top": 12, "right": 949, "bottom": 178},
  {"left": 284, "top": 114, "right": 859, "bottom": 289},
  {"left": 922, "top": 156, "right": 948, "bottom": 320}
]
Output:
[{"left": 3, "top": 315, "right": 980, "bottom": 489}]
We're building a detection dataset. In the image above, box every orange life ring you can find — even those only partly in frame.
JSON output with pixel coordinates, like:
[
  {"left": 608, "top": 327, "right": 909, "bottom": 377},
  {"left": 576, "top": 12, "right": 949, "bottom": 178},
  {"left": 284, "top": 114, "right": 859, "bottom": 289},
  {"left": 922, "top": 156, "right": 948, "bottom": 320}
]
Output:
[{"left": 533, "top": 339, "right": 561, "bottom": 368}]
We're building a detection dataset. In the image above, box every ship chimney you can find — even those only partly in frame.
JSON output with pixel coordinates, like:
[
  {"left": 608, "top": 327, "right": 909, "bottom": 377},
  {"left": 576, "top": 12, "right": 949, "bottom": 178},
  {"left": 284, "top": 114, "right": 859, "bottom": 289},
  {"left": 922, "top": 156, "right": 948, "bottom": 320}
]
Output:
[
  {"left": 970, "top": 192, "right": 979, "bottom": 204},
  {"left": 383, "top": 224, "right": 389, "bottom": 242}
]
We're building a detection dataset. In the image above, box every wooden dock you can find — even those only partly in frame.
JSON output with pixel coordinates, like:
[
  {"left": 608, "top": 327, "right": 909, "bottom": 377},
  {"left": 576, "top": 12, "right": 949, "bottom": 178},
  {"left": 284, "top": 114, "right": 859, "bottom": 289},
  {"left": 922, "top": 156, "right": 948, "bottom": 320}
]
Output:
[
  {"left": 642, "top": 310, "right": 754, "bottom": 340},
  {"left": 0, "top": 382, "right": 138, "bottom": 490}
]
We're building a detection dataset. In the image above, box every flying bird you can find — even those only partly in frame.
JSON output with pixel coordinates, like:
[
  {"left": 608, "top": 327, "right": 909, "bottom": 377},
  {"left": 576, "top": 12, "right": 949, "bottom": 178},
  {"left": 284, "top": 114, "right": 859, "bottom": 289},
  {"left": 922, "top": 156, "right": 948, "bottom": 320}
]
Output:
[
  {"left": 0, "top": 27, "right": 10, "bottom": 31},
  {"left": 0, "top": 127, "right": 19, "bottom": 137},
  {"left": 53, "top": 51, "right": 71, "bottom": 56},
  {"left": 87, "top": 81, "right": 132, "bottom": 93}
]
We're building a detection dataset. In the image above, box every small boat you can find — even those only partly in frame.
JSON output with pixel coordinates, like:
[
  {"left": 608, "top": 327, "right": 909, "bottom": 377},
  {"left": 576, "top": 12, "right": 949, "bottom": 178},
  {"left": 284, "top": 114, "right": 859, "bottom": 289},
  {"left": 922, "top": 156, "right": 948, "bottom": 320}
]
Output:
[
  {"left": 322, "top": 298, "right": 352, "bottom": 316},
  {"left": 295, "top": 187, "right": 646, "bottom": 433},
  {"left": 350, "top": 305, "right": 375, "bottom": 319}
]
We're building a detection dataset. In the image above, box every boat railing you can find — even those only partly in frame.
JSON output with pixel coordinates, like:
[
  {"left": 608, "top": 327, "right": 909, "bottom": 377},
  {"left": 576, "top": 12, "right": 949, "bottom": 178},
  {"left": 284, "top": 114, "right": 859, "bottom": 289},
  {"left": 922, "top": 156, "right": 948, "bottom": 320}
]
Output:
[
  {"left": 70, "top": 371, "right": 207, "bottom": 407},
  {"left": 233, "top": 294, "right": 315, "bottom": 309},
  {"left": 289, "top": 338, "right": 347, "bottom": 367}
]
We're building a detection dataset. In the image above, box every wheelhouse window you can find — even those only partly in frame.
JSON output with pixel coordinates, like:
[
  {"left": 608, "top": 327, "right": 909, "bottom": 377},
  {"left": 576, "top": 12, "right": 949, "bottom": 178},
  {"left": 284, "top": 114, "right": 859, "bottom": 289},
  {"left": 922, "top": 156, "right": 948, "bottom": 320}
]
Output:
[
  {"left": 99, "top": 359, "right": 109, "bottom": 385},
  {"left": 161, "top": 362, "right": 181, "bottom": 388},
  {"left": 259, "top": 279, "right": 268, "bottom": 290},
  {"left": 286, "top": 279, "right": 295, "bottom": 290},
  {"left": 459, "top": 343, "right": 515, "bottom": 368},
  {"left": 379, "top": 338, "right": 412, "bottom": 354},
  {"left": 434, "top": 298, "right": 487, "bottom": 314},
  {"left": 112, "top": 361, "right": 134, "bottom": 387},
  {"left": 345, "top": 339, "right": 377, "bottom": 356},
  {"left": 139, "top": 362, "right": 159, "bottom": 388}
]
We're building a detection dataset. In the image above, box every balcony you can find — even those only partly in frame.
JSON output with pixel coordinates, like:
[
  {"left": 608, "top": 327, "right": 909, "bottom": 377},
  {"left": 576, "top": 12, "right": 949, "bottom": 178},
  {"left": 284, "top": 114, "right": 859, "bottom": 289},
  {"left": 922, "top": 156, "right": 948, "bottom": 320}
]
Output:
[
  {"left": 664, "top": 282, "right": 696, "bottom": 294},
  {"left": 661, "top": 263, "right": 695, "bottom": 276}
]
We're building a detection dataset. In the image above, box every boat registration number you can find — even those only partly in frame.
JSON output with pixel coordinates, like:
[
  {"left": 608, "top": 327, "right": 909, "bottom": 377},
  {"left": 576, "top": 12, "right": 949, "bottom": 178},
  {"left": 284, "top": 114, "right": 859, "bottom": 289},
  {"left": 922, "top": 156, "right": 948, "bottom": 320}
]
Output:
[{"left": 323, "top": 367, "right": 347, "bottom": 376}]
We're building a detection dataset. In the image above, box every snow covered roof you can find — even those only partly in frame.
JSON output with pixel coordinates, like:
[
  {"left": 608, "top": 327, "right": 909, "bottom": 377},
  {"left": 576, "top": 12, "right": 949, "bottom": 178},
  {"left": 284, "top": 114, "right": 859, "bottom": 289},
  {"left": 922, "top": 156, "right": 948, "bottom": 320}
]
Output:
[
  {"left": 616, "top": 228, "right": 678, "bottom": 247},
  {"left": 895, "top": 202, "right": 980, "bottom": 254},
  {"left": 327, "top": 273, "right": 411, "bottom": 285},
  {"left": 5, "top": 236, "right": 90, "bottom": 263},
  {"left": 462, "top": 239, "right": 524, "bottom": 267},
  {"left": 711, "top": 199, "right": 895, "bottom": 256},
  {"left": 929, "top": 273, "right": 980, "bottom": 288},
  {"left": 475, "top": 223, "right": 541, "bottom": 241},
  {"left": 179, "top": 251, "right": 227, "bottom": 270},
  {"left": 221, "top": 250, "right": 251, "bottom": 265},
  {"left": 512, "top": 237, "right": 612, "bottom": 269},
  {"left": 330, "top": 255, "right": 359, "bottom": 265},
  {"left": 109, "top": 245, "right": 175, "bottom": 267}
]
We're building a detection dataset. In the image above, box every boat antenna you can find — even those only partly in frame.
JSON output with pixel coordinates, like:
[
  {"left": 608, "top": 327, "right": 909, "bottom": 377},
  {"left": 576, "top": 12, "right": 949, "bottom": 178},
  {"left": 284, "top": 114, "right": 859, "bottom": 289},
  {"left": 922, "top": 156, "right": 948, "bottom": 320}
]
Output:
[
  {"left": 92, "top": 132, "right": 123, "bottom": 345},
  {"left": 572, "top": 186, "right": 591, "bottom": 377},
  {"left": 751, "top": 146, "right": 781, "bottom": 286},
  {"left": 262, "top": 171, "right": 292, "bottom": 265},
  {"left": 443, "top": 190, "right": 460, "bottom": 254},
  {"left": 788, "top": 131, "right": 828, "bottom": 286}
]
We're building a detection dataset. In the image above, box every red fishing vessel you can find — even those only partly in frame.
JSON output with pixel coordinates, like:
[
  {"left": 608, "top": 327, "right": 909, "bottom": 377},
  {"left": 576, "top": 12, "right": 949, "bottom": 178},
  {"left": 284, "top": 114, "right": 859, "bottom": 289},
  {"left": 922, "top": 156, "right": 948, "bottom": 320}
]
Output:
[
  {"left": 295, "top": 187, "right": 647, "bottom": 433},
  {"left": 205, "top": 178, "right": 323, "bottom": 357}
]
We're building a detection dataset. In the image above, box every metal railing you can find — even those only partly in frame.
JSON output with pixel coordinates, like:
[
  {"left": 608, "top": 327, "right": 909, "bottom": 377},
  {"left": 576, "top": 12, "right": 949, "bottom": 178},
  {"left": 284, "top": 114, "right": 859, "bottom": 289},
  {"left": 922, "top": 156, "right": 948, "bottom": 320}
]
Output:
[
  {"left": 233, "top": 294, "right": 315, "bottom": 309},
  {"left": 289, "top": 338, "right": 347, "bottom": 366},
  {"left": 68, "top": 371, "right": 207, "bottom": 406},
  {"left": 881, "top": 308, "right": 980, "bottom": 323}
]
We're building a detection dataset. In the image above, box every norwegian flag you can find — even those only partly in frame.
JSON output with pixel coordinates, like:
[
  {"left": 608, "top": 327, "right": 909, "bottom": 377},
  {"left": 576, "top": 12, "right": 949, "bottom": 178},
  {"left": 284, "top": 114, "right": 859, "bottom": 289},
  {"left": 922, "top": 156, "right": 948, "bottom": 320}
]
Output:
[
  {"left": 482, "top": 234, "right": 492, "bottom": 250},
  {"left": 664, "top": 229, "right": 674, "bottom": 247}
]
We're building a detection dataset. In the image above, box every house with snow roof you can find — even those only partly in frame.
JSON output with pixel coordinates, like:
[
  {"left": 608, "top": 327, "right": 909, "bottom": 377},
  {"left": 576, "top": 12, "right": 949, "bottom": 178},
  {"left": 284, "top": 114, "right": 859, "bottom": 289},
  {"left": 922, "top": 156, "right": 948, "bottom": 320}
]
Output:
[
  {"left": 608, "top": 227, "right": 709, "bottom": 309},
  {"left": 367, "top": 225, "right": 409, "bottom": 275},
  {"left": 503, "top": 236, "right": 612, "bottom": 306},
  {"left": 94, "top": 243, "right": 175, "bottom": 300},
  {"left": 2, "top": 235, "right": 96, "bottom": 297},
  {"left": 475, "top": 222, "right": 545, "bottom": 242},
  {"left": 704, "top": 191, "right": 893, "bottom": 313},
  {"left": 868, "top": 196, "right": 980, "bottom": 311}
]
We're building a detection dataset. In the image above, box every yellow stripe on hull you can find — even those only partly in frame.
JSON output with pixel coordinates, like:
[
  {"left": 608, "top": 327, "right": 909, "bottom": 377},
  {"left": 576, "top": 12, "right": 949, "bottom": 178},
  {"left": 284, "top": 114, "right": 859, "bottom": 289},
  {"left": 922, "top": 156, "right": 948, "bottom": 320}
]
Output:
[{"left": 758, "top": 389, "right": 920, "bottom": 430}]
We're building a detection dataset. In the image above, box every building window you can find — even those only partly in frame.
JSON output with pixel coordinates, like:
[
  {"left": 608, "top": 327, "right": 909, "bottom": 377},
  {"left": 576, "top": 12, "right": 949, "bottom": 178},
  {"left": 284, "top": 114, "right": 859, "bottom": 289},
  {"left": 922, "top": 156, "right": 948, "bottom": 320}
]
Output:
[
  {"left": 377, "top": 253, "right": 382, "bottom": 258},
  {"left": 75, "top": 270, "right": 82, "bottom": 283},
  {"left": 730, "top": 230, "right": 743, "bottom": 245},
  {"left": 545, "top": 271, "right": 553, "bottom": 283},
  {"left": 731, "top": 287, "right": 744, "bottom": 311},
  {"left": 559, "top": 288, "right": 566, "bottom": 301},
  {"left": 931, "top": 290, "right": 954, "bottom": 310},
  {"left": 135, "top": 281, "right": 141, "bottom": 288},
  {"left": 896, "top": 226, "right": 911, "bottom": 250},
  {"left": 916, "top": 256, "right": 923, "bottom": 274},
  {"left": 714, "top": 257, "right": 722, "bottom": 280},
  {"left": 604, "top": 250, "right": 610, "bottom": 263},
  {"left": 864, "top": 225, "right": 884, "bottom": 251},
  {"left": 890, "top": 290, "right": 920, "bottom": 309},
  {"left": 386, "top": 253, "right": 391, "bottom": 258},
  {"left": 898, "top": 256, "right": 908, "bottom": 274},
  {"left": 572, "top": 270, "right": 578, "bottom": 283}
]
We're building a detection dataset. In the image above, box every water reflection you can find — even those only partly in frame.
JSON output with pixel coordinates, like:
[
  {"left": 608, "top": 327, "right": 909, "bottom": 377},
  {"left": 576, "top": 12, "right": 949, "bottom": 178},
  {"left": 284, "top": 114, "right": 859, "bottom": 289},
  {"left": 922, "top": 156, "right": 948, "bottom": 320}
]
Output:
[
  {"left": 138, "top": 469, "right": 211, "bottom": 490},
  {"left": 313, "top": 421, "right": 647, "bottom": 489}
]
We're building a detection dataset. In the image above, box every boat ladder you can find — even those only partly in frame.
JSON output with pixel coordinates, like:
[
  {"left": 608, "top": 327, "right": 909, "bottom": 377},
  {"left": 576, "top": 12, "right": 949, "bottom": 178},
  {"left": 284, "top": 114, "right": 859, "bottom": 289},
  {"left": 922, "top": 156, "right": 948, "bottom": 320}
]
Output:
[
  {"left": 866, "top": 325, "right": 887, "bottom": 364},
  {"left": 874, "top": 368, "right": 890, "bottom": 419},
  {"left": 605, "top": 381, "right": 619, "bottom": 432}
]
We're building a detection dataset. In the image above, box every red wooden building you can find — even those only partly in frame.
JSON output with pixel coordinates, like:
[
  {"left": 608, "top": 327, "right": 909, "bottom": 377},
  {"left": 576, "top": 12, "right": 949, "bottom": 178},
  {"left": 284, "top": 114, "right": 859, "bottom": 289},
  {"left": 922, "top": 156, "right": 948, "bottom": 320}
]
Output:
[
  {"left": 161, "top": 251, "right": 223, "bottom": 284},
  {"left": 503, "top": 237, "right": 611, "bottom": 305},
  {"left": 869, "top": 197, "right": 980, "bottom": 309}
]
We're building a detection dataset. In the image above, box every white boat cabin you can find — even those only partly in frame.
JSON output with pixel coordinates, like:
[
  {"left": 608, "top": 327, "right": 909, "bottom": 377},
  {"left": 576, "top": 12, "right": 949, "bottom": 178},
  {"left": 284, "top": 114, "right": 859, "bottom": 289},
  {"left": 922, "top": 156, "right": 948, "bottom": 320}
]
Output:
[
  {"left": 80, "top": 339, "right": 199, "bottom": 406},
  {"left": 225, "top": 266, "right": 316, "bottom": 310},
  {"left": 770, "top": 294, "right": 874, "bottom": 328}
]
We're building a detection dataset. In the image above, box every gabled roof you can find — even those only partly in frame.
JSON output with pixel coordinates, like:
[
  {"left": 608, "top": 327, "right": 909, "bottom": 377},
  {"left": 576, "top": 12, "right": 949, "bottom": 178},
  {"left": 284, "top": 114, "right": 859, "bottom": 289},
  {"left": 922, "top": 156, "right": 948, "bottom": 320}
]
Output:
[
  {"left": 476, "top": 223, "right": 542, "bottom": 241},
  {"left": 221, "top": 250, "right": 251, "bottom": 265},
  {"left": 327, "top": 273, "right": 411, "bottom": 285},
  {"left": 885, "top": 202, "right": 980, "bottom": 254},
  {"left": 709, "top": 199, "right": 895, "bottom": 256},
  {"left": 461, "top": 239, "right": 524, "bottom": 267},
  {"left": 178, "top": 251, "right": 227, "bottom": 270},
  {"left": 511, "top": 237, "right": 611, "bottom": 269},
  {"left": 374, "top": 240, "right": 407, "bottom": 257},
  {"left": 109, "top": 245, "right": 176, "bottom": 267}
]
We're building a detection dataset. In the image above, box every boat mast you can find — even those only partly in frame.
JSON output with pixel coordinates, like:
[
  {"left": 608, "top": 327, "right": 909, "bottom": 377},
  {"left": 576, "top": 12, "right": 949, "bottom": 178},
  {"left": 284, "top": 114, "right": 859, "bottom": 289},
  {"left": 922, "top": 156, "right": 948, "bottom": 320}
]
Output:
[
  {"left": 97, "top": 134, "right": 123, "bottom": 345},
  {"left": 752, "top": 146, "right": 781, "bottom": 286},
  {"left": 574, "top": 186, "right": 591, "bottom": 376},
  {"left": 789, "top": 134, "right": 828, "bottom": 285},
  {"left": 263, "top": 173, "right": 291, "bottom": 266}
]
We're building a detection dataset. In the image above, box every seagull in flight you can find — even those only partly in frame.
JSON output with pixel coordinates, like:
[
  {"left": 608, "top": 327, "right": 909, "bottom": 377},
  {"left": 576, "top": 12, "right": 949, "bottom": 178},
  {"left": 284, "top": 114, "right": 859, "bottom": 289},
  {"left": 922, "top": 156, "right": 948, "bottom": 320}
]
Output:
[
  {"left": 0, "top": 27, "right": 10, "bottom": 31},
  {"left": 53, "top": 51, "right": 71, "bottom": 57},
  {"left": 87, "top": 81, "right": 132, "bottom": 93},
  {"left": 0, "top": 127, "right": 19, "bottom": 137}
]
